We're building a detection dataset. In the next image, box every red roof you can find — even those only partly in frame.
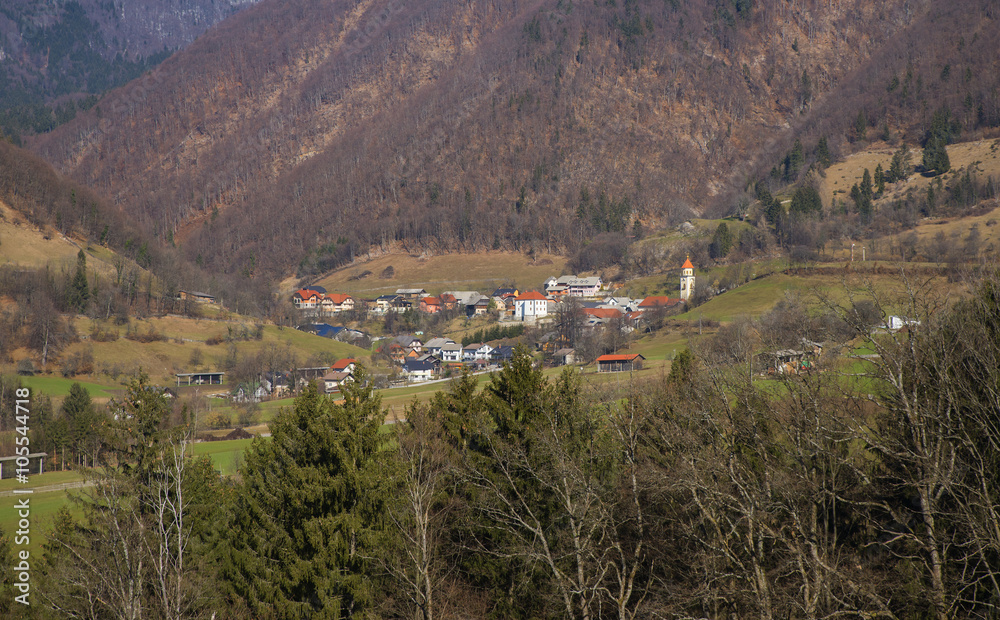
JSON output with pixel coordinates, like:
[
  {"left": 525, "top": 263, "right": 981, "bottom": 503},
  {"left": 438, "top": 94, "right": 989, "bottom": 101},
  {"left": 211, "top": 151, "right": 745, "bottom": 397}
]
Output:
[
  {"left": 439, "top": 293, "right": 457, "bottom": 303},
  {"left": 638, "top": 296, "right": 680, "bottom": 308},
  {"left": 294, "top": 289, "right": 320, "bottom": 300},
  {"left": 517, "top": 291, "right": 548, "bottom": 301},
  {"left": 682, "top": 257, "right": 694, "bottom": 269},
  {"left": 421, "top": 296, "right": 441, "bottom": 305},
  {"left": 583, "top": 308, "right": 623, "bottom": 319},
  {"left": 331, "top": 358, "right": 356, "bottom": 371},
  {"left": 325, "top": 293, "right": 353, "bottom": 304},
  {"left": 597, "top": 354, "right": 645, "bottom": 362}
]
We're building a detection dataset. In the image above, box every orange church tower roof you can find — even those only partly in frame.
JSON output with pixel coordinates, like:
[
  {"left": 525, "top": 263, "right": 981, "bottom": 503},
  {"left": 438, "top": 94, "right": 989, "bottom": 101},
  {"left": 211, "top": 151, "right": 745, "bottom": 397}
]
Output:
[{"left": 682, "top": 256, "right": 694, "bottom": 269}]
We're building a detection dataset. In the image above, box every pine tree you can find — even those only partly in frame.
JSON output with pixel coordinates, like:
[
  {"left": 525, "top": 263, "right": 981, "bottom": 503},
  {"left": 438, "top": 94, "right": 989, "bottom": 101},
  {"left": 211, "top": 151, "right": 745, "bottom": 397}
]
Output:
[{"left": 222, "top": 368, "right": 393, "bottom": 618}]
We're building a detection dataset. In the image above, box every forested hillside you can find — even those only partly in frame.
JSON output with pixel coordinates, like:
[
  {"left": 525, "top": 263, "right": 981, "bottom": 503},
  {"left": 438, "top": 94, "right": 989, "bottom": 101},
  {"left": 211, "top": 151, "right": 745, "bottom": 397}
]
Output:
[
  {"left": 0, "top": 0, "right": 259, "bottom": 140},
  {"left": 28, "top": 0, "right": 1000, "bottom": 279}
]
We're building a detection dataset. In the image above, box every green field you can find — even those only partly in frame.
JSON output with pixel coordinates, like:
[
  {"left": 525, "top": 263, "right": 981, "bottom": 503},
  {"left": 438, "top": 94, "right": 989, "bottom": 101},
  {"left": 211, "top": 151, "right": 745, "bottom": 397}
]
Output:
[
  {"left": 17, "top": 375, "right": 119, "bottom": 400},
  {"left": 0, "top": 470, "right": 84, "bottom": 494},
  {"left": 190, "top": 438, "right": 260, "bottom": 475},
  {"left": 0, "top": 488, "right": 83, "bottom": 555}
]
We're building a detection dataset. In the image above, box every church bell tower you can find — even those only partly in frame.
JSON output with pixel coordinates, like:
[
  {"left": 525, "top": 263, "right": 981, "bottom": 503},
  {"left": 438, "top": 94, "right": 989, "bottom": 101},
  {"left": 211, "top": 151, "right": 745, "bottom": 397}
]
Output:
[{"left": 680, "top": 255, "right": 695, "bottom": 301}]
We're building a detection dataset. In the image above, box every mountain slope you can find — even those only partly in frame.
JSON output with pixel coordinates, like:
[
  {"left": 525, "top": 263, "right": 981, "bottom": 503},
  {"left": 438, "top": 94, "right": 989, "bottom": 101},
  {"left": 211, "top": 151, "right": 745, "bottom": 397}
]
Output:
[
  {"left": 29, "top": 0, "right": 1000, "bottom": 277},
  {"left": 0, "top": 0, "right": 260, "bottom": 138}
]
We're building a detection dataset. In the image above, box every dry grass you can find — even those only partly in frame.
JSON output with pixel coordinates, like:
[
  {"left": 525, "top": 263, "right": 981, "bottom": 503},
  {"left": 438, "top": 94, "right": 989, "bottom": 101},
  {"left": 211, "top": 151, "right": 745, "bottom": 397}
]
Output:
[
  {"left": 46, "top": 315, "right": 369, "bottom": 386},
  {"left": 0, "top": 201, "right": 88, "bottom": 268},
  {"left": 304, "top": 251, "right": 569, "bottom": 296},
  {"left": 822, "top": 138, "right": 1000, "bottom": 210}
]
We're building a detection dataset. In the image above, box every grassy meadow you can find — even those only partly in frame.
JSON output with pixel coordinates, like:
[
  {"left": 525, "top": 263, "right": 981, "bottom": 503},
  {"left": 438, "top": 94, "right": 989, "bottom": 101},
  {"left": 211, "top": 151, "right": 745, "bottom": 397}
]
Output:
[{"left": 306, "top": 251, "right": 569, "bottom": 296}]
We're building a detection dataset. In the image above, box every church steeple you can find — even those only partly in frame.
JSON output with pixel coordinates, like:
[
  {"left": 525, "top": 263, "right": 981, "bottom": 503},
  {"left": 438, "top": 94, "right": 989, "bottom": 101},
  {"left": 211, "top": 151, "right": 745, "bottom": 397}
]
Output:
[{"left": 680, "top": 255, "right": 695, "bottom": 300}]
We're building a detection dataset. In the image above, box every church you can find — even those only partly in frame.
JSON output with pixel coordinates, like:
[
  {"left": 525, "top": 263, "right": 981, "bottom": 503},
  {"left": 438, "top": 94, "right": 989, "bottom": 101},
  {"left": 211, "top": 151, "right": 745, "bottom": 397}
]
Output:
[{"left": 680, "top": 256, "right": 695, "bottom": 300}]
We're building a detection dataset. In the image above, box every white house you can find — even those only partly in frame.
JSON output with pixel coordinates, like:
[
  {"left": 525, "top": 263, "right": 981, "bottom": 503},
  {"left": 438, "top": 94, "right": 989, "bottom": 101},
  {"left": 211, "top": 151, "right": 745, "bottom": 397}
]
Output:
[
  {"left": 545, "top": 276, "right": 602, "bottom": 297},
  {"left": 440, "top": 342, "right": 463, "bottom": 363},
  {"left": 462, "top": 343, "right": 494, "bottom": 362},
  {"left": 402, "top": 359, "right": 436, "bottom": 382},
  {"left": 322, "top": 371, "right": 353, "bottom": 394},
  {"left": 424, "top": 337, "right": 454, "bottom": 357},
  {"left": 515, "top": 291, "right": 549, "bottom": 320}
]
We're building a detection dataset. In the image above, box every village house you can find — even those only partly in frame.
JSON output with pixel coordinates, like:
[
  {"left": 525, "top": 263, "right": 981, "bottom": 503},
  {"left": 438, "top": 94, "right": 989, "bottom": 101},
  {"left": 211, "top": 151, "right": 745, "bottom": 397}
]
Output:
[
  {"left": 424, "top": 337, "right": 455, "bottom": 357},
  {"left": 292, "top": 367, "right": 330, "bottom": 389},
  {"left": 582, "top": 307, "right": 624, "bottom": 322},
  {"left": 262, "top": 372, "right": 291, "bottom": 397},
  {"left": 492, "top": 287, "right": 519, "bottom": 302},
  {"left": 544, "top": 275, "right": 603, "bottom": 298},
  {"left": 514, "top": 291, "right": 549, "bottom": 320},
  {"left": 292, "top": 289, "right": 322, "bottom": 309},
  {"left": 463, "top": 342, "right": 494, "bottom": 362},
  {"left": 402, "top": 359, "right": 436, "bottom": 383},
  {"left": 396, "top": 288, "right": 428, "bottom": 299},
  {"left": 439, "top": 293, "right": 458, "bottom": 311},
  {"left": 392, "top": 297, "right": 414, "bottom": 313},
  {"left": 440, "top": 342, "right": 463, "bottom": 363},
  {"left": 374, "top": 294, "right": 400, "bottom": 314},
  {"left": 419, "top": 296, "right": 442, "bottom": 313},
  {"left": 490, "top": 345, "right": 516, "bottom": 363},
  {"left": 553, "top": 348, "right": 577, "bottom": 365},
  {"left": 232, "top": 382, "right": 268, "bottom": 404},
  {"left": 393, "top": 335, "right": 424, "bottom": 351},
  {"left": 596, "top": 353, "right": 645, "bottom": 373},
  {"left": 318, "top": 293, "right": 355, "bottom": 314},
  {"left": 322, "top": 370, "right": 353, "bottom": 394},
  {"left": 638, "top": 296, "right": 684, "bottom": 312},
  {"left": 331, "top": 358, "right": 357, "bottom": 374}
]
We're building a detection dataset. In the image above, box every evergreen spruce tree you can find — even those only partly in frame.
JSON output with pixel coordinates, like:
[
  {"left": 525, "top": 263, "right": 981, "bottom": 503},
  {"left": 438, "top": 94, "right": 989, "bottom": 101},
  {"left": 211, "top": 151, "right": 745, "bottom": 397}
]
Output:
[
  {"left": 710, "top": 222, "right": 733, "bottom": 258},
  {"left": 922, "top": 137, "right": 951, "bottom": 175},
  {"left": 789, "top": 185, "right": 823, "bottom": 214},
  {"left": 888, "top": 143, "right": 910, "bottom": 182},
  {"left": 874, "top": 163, "right": 885, "bottom": 195},
  {"left": 816, "top": 136, "right": 831, "bottom": 168},
  {"left": 67, "top": 249, "right": 90, "bottom": 313},
  {"left": 221, "top": 368, "right": 393, "bottom": 618},
  {"left": 860, "top": 168, "right": 874, "bottom": 203},
  {"left": 61, "top": 382, "right": 102, "bottom": 465},
  {"left": 921, "top": 107, "right": 955, "bottom": 176}
]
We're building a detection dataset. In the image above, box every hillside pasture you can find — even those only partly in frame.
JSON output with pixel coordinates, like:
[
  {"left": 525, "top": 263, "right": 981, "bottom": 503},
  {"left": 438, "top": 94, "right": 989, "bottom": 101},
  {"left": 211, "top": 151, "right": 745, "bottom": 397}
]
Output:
[
  {"left": 307, "top": 251, "right": 569, "bottom": 297},
  {"left": 56, "top": 316, "right": 368, "bottom": 386}
]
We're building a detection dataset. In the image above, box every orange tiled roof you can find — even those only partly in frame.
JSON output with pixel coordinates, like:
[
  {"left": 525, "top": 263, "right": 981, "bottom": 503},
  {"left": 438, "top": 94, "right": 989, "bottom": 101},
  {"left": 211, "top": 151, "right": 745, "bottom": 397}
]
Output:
[
  {"left": 516, "top": 291, "right": 548, "bottom": 301},
  {"left": 331, "top": 358, "right": 356, "bottom": 371},
  {"left": 638, "top": 296, "right": 680, "bottom": 308},
  {"left": 583, "top": 308, "right": 623, "bottom": 319}
]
